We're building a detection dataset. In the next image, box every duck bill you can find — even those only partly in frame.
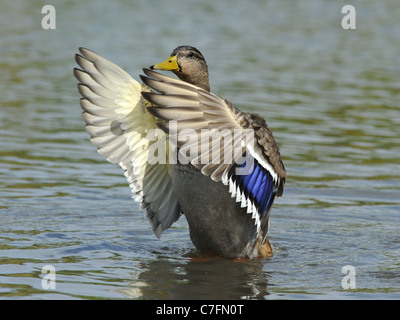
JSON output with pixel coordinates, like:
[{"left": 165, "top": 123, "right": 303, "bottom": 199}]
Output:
[{"left": 150, "top": 55, "right": 180, "bottom": 71}]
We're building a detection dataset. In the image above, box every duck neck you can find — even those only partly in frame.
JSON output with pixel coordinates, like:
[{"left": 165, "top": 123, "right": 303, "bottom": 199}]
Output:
[{"left": 174, "top": 69, "right": 210, "bottom": 92}]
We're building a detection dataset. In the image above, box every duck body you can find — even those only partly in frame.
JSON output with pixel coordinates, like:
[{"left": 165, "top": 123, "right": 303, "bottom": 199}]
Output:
[
  {"left": 171, "top": 162, "right": 256, "bottom": 258},
  {"left": 74, "top": 46, "right": 286, "bottom": 259}
]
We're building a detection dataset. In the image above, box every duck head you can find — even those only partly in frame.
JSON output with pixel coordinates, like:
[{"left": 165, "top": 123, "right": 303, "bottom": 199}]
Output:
[{"left": 150, "top": 45, "right": 210, "bottom": 92}]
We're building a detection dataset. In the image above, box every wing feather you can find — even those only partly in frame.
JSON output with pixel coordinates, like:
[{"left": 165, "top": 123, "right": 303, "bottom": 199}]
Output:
[
  {"left": 75, "top": 48, "right": 181, "bottom": 237},
  {"left": 141, "top": 68, "right": 287, "bottom": 241}
]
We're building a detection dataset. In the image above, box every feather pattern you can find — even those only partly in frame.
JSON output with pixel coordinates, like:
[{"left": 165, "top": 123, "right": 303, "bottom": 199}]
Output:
[
  {"left": 227, "top": 156, "right": 277, "bottom": 240},
  {"left": 74, "top": 48, "right": 181, "bottom": 238},
  {"left": 74, "top": 46, "right": 286, "bottom": 258},
  {"left": 141, "top": 68, "right": 287, "bottom": 241}
]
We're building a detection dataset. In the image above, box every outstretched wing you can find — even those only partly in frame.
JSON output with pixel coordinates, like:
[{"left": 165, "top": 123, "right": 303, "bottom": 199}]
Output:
[
  {"left": 141, "top": 68, "right": 286, "bottom": 238},
  {"left": 74, "top": 48, "right": 181, "bottom": 238}
]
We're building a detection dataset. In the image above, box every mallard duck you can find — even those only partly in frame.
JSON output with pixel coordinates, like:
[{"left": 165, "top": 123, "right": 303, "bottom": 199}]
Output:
[{"left": 74, "top": 46, "right": 286, "bottom": 259}]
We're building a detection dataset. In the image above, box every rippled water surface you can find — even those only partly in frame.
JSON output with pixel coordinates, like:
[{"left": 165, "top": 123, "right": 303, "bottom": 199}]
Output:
[{"left": 1, "top": 1, "right": 399, "bottom": 299}]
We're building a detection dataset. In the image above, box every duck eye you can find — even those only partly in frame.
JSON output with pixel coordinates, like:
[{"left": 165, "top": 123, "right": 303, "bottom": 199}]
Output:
[{"left": 187, "top": 52, "right": 194, "bottom": 58}]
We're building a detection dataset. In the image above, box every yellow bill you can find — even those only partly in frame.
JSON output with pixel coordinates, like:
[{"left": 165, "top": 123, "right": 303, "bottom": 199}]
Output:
[{"left": 150, "top": 55, "right": 179, "bottom": 71}]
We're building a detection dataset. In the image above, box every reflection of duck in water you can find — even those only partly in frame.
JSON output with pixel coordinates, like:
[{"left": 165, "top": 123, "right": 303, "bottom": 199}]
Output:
[
  {"left": 135, "top": 254, "right": 269, "bottom": 299},
  {"left": 74, "top": 46, "right": 286, "bottom": 259}
]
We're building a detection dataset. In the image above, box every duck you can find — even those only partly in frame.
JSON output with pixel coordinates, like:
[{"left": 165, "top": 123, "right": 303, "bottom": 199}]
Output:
[{"left": 74, "top": 45, "right": 287, "bottom": 259}]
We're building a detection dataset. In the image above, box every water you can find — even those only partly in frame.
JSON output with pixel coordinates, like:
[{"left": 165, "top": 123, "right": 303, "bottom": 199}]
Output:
[{"left": 1, "top": 0, "right": 399, "bottom": 299}]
